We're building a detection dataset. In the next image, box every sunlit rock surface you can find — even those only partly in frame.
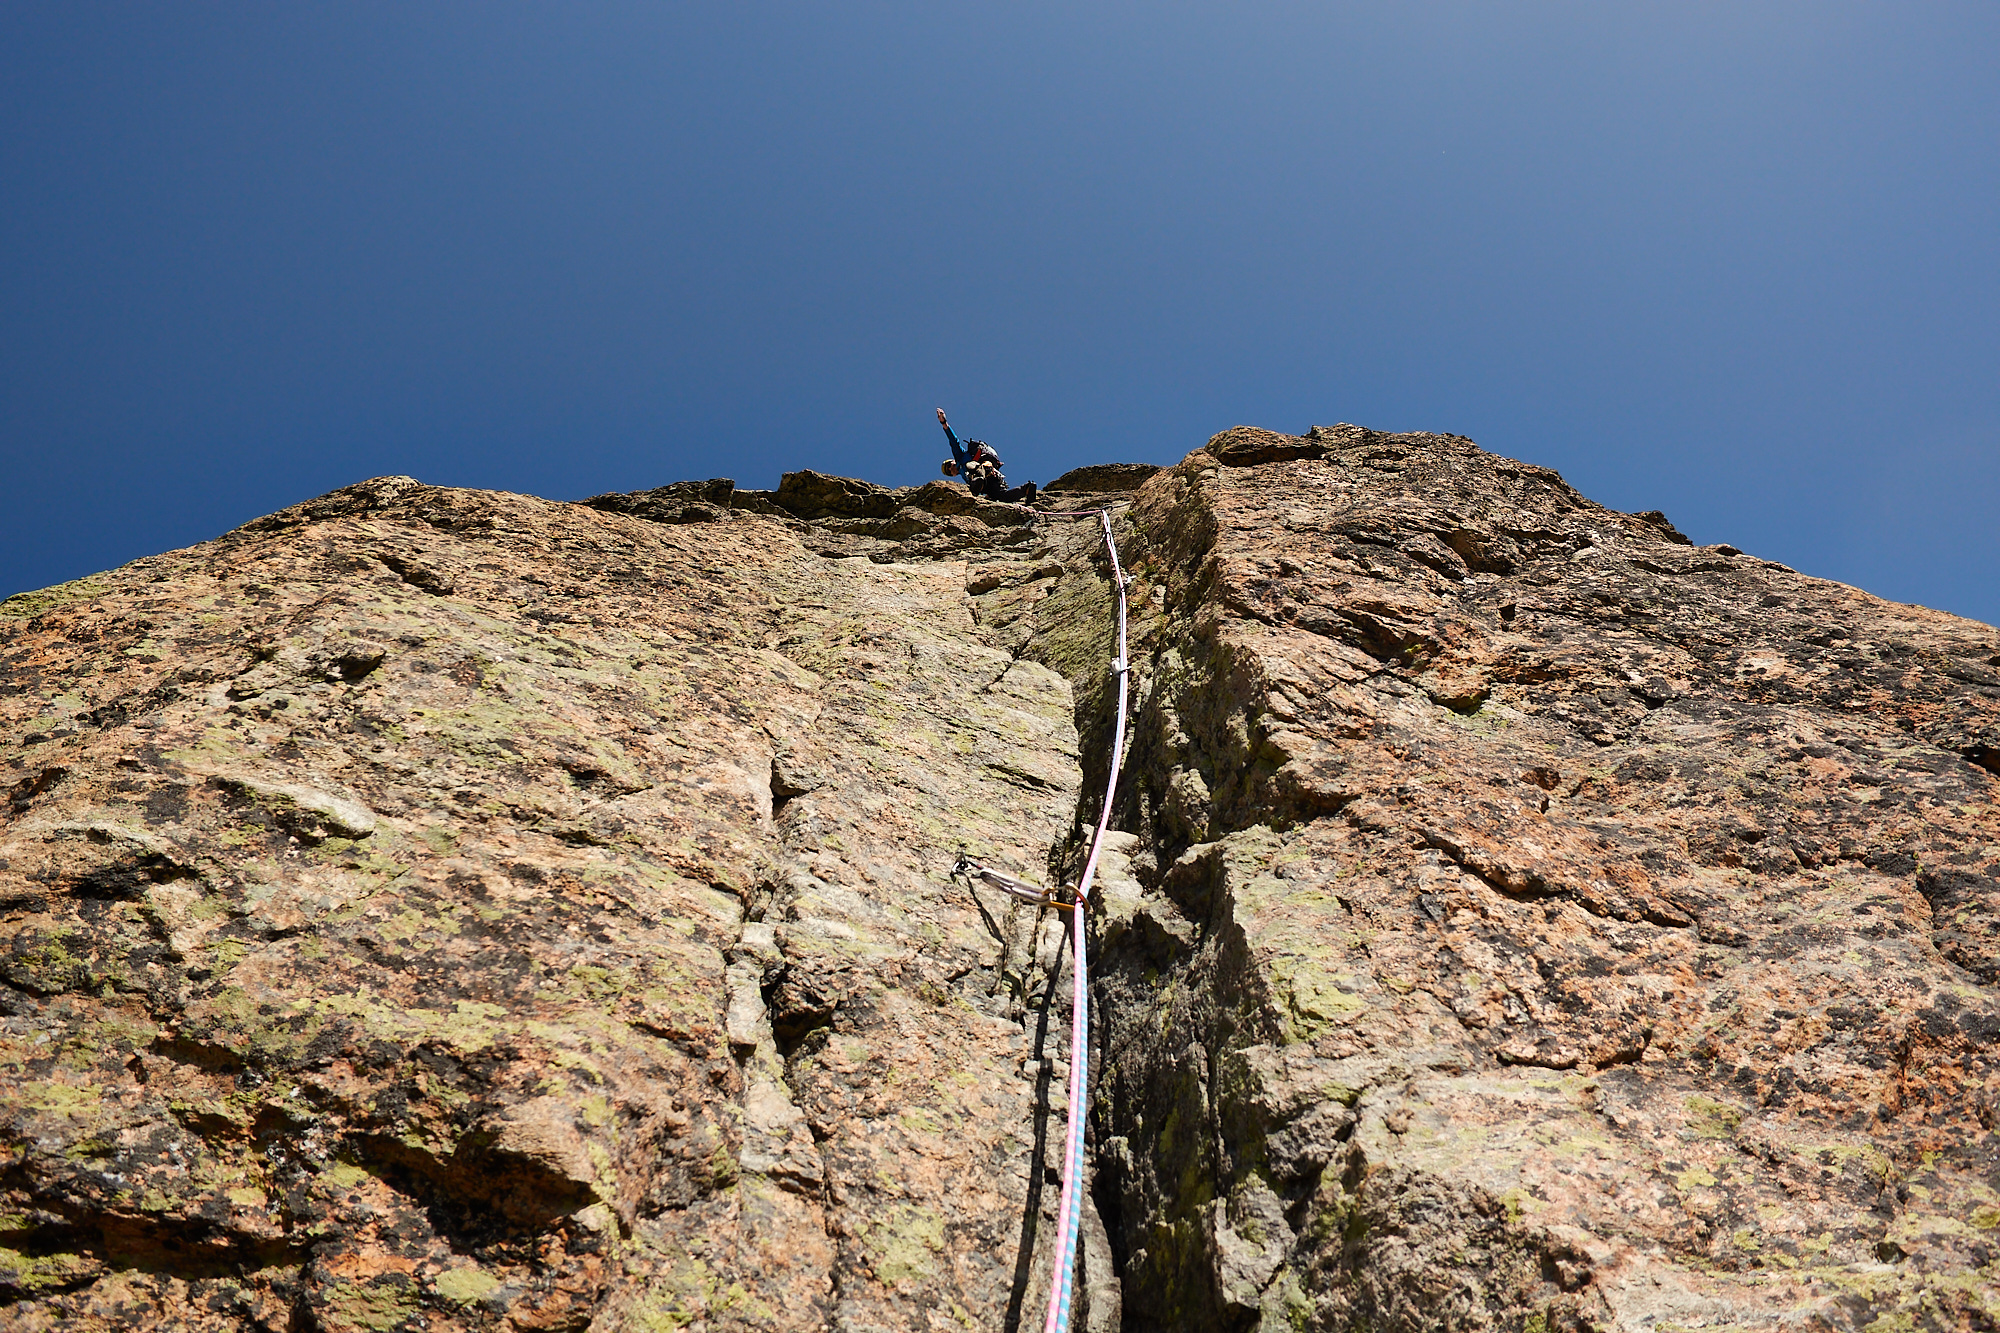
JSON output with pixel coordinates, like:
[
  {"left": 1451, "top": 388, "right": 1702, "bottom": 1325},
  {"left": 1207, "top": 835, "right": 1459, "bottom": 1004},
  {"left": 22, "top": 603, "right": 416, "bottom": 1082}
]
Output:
[
  {"left": 1098, "top": 426, "right": 2000, "bottom": 1332},
  {"left": 1, "top": 427, "right": 1994, "bottom": 1331}
]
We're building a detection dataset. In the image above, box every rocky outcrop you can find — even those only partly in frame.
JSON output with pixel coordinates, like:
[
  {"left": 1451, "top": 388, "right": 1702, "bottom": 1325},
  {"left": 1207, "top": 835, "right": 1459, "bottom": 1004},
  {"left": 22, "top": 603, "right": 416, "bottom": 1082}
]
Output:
[
  {"left": 1, "top": 424, "right": 1994, "bottom": 1332},
  {"left": 1093, "top": 425, "right": 2000, "bottom": 1331},
  {"left": 0, "top": 473, "right": 1120, "bottom": 1331}
]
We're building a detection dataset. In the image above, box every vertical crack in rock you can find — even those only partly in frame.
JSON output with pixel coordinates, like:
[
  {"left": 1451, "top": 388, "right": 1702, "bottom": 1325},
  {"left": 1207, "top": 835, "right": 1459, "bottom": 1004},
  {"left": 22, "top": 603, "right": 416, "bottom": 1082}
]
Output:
[
  {"left": 0, "top": 472, "right": 1103, "bottom": 1331},
  {"left": 2, "top": 439, "right": 1994, "bottom": 1331},
  {"left": 1078, "top": 427, "right": 2000, "bottom": 1332}
]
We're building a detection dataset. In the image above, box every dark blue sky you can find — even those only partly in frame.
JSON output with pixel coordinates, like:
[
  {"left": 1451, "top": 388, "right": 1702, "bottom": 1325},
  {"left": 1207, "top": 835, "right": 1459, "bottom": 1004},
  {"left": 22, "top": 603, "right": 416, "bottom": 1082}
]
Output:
[{"left": 5, "top": 4, "right": 1996, "bottom": 627}]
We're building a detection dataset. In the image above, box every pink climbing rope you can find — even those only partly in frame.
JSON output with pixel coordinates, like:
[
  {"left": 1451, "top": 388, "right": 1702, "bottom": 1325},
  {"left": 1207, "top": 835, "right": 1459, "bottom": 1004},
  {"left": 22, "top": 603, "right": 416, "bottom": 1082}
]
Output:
[{"left": 1040, "top": 507, "right": 1131, "bottom": 1333}]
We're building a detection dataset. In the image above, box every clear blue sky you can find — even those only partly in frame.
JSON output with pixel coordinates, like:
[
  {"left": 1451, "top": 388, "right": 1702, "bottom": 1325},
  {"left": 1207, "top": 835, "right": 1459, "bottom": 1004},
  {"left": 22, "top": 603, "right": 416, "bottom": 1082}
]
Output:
[{"left": 5, "top": 4, "right": 1996, "bottom": 627}]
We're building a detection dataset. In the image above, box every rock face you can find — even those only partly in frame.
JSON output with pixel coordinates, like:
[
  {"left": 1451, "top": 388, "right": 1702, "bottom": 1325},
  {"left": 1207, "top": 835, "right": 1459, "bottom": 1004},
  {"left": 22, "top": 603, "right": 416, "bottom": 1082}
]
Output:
[
  {"left": 1096, "top": 425, "right": 2000, "bottom": 1332},
  {"left": 0, "top": 424, "right": 1995, "bottom": 1332},
  {"left": 0, "top": 472, "right": 1118, "bottom": 1332}
]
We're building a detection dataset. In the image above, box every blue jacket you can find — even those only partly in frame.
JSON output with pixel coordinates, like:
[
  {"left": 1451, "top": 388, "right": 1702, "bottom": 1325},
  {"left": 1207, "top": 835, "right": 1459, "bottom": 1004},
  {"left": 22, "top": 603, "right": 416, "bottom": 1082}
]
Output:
[{"left": 942, "top": 423, "right": 1002, "bottom": 472}]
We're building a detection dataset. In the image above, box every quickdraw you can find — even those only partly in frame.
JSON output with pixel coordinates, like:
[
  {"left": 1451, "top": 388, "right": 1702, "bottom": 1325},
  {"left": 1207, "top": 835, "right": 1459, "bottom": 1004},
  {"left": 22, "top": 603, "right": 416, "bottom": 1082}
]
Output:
[
  {"left": 951, "top": 852, "right": 1083, "bottom": 913},
  {"left": 943, "top": 504, "right": 1131, "bottom": 1333}
]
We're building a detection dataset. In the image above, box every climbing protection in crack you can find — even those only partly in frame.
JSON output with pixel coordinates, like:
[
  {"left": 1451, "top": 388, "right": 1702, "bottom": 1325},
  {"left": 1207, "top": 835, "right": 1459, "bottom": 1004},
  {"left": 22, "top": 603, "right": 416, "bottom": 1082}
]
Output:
[
  {"left": 944, "top": 501, "right": 1134, "bottom": 1333},
  {"left": 1, "top": 426, "right": 1997, "bottom": 1332},
  {"left": 1038, "top": 508, "right": 1133, "bottom": 1333}
]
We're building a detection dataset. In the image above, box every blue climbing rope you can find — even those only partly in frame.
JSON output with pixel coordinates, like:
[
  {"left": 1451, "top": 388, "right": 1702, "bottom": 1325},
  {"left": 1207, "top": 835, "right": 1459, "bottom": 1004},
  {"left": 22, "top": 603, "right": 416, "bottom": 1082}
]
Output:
[{"left": 1042, "top": 508, "right": 1131, "bottom": 1333}]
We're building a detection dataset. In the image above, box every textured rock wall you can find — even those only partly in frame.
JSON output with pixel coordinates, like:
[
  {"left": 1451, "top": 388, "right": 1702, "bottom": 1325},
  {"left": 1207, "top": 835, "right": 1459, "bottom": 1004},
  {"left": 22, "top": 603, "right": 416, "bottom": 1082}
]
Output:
[
  {"left": 3, "top": 425, "right": 1997, "bottom": 1333},
  {"left": 1090, "top": 425, "right": 2000, "bottom": 1331},
  {"left": 0, "top": 472, "right": 1131, "bottom": 1331}
]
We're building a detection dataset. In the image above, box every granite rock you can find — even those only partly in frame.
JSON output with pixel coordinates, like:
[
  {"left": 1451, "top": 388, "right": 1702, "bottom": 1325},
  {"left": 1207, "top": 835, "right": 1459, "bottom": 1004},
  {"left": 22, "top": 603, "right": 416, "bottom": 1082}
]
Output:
[
  {"left": 1092, "top": 426, "right": 2000, "bottom": 1331},
  {"left": 2, "top": 427, "right": 1995, "bottom": 1333},
  {"left": 0, "top": 474, "right": 1115, "bottom": 1331}
]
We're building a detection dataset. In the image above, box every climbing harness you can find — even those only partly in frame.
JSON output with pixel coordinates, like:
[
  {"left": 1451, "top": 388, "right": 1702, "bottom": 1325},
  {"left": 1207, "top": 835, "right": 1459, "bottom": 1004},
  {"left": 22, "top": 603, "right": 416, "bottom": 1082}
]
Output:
[{"left": 948, "top": 505, "right": 1132, "bottom": 1333}]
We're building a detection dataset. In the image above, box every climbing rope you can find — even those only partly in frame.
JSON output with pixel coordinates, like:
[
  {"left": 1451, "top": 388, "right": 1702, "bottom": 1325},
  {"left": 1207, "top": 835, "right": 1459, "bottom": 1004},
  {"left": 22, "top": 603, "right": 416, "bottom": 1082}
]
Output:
[
  {"left": 945, "top": 503, "right": 1131, "bottom": 1332},
  {"left": 1041, "top": 508, "right": 1131, "bottom": 1333}
]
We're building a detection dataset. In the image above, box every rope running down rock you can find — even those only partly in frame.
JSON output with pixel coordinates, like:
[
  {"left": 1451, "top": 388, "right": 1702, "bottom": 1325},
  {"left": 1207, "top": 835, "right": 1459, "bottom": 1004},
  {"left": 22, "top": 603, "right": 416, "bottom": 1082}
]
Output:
[{"left": 1041, "top": 507, "right": 1132, "bottom": 1333}]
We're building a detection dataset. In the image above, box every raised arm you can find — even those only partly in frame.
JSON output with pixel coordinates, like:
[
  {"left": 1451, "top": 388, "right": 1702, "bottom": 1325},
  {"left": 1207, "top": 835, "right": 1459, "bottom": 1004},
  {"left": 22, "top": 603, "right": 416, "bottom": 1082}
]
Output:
[{"left": 937, "top": 407, "right": 968, "bottom": 466}]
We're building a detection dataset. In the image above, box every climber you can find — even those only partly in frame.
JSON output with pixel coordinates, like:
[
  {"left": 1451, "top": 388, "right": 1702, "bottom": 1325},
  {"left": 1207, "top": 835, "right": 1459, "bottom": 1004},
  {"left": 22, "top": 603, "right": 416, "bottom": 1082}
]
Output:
[{"left": 937, "top": 408, "right": 1037, "bottom": 504}]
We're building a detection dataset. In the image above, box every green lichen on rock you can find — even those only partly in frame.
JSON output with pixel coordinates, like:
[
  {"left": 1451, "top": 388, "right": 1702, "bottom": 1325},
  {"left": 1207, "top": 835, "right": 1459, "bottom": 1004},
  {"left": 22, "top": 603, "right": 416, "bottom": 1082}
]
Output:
[
  {"left": 1683, "top": 1094, "right": 1746, "bottom": 1140},
  {"left": 864, "top": 1203, "right": 947, "bottom": 1289},
  {"left": 0, "top": 575, "right": 108, "bottom": 618},
  {"left": 320, "top": 1278, "right": 421, "bottom": 1331},
  {"left": 433, "top": 1264, "right": 501, "bottom": 1305},
  {"left": 0, "top": 1243, "right": 103, "bottom": 1294},
  {"left": 5, "top": 449, "right": 1997, "bottom": 1331}
]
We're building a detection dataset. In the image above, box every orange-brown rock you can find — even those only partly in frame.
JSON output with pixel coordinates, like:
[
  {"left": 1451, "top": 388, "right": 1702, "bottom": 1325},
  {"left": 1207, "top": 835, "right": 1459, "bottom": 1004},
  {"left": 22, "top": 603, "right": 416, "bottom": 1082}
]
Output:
[
  {"left": 1, "top": 424, "right": 1995, "bottom": 1332},
  {"left": 0, "top": 474, "right": 1121, "bottom": 1331},
  {"left": 1094, "top": 425, "right": 2000, "bottom": 1331}
]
